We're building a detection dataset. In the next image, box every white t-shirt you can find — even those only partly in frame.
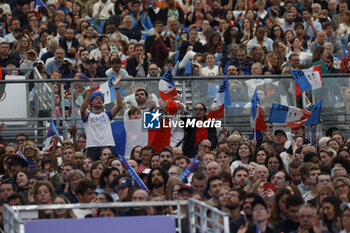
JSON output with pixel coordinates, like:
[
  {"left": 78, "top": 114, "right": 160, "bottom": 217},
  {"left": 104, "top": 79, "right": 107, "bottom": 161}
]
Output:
[
  {"left": 83, "top": 110, "right": 115, "bottom": 148},
  {"left": 202, "top": 65, "right": 220, "bottom": 76},
  {"left": 230, "top": 160, "right": 248, "bottom": 174}
]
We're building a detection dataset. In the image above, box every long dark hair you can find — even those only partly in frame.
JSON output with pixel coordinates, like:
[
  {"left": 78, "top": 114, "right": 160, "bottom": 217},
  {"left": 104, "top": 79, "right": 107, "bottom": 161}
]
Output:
[{"left": 322, "top": 196, "right": 342, "bottom": 233}]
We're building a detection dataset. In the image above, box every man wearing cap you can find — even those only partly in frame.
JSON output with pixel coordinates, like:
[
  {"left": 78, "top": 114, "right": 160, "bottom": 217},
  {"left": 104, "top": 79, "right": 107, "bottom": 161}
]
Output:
[
  {"left": 83, "top": 57, "right": 106, "bottom": 79},
  {"left": 81, "top": 76, "right": 123, "bottom": 161},
  {"left": 20, "top": 49, "right": 41, "bottom": 70},
  {"left": 237, "top": 199, "right": 280, "bottom": 233},
  {"left": 273, "top": 130, "right": 288, "bottom": 154}
]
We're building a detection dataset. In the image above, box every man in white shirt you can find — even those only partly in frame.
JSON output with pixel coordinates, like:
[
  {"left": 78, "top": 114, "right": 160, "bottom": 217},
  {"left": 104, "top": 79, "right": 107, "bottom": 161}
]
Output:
[{"left": 92, "top": 0, "right": 115, "bottom": 22}]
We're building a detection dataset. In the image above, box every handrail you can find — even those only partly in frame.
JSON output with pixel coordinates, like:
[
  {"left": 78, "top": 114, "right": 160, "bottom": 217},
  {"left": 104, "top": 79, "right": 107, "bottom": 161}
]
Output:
[{"left": 1, "top": 73, "right": 349, "bottom": 83}]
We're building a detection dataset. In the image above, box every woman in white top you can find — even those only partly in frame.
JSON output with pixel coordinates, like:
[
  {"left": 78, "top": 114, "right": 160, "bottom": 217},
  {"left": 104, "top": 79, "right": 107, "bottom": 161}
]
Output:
[
  {"left": 337, "top": 11, "right": 350, "bottom": 43},
  {"left": 230, "top": 142, "right": 252, "bottom": 174},
  {"left": 285, "top": 37, "right": 312, "bottom": 65},
  {"left": 197, "top": 53, "right": 222, "bottom": 76}
]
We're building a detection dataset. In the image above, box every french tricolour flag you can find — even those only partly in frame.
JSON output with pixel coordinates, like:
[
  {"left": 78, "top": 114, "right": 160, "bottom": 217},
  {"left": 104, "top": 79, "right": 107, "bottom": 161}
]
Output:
[
  {"left": 290, "top": 64, "right": 323, "bottom": 91},
  {"left": 112, "top": 119, "right": 171, "bottom": 159},
  {"left": 251, "top": 89, "right": 266, "bottom": 130},
  {"left": 159, "top": 68, "right": 177, "bottom": 101},
  {"left": 207, "top": 76, "right": 231, "bottom": 119},
  {"left": 269, "top": 103, "right": 311, "bottom": 123},
  {"left": 93, "top": 73, "right": 124, "bottom": 104},
  {"left": 284, "top": 100, "right": 322, "bottom": 129}
]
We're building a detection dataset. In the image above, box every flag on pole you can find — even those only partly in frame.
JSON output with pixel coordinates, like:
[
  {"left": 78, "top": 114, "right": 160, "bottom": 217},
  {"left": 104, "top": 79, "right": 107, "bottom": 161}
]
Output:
[
  {"left": 159, "top": 68, "right": 177, "bottom": 101},
  {"left": 115, "top": 154, "right": 149, "bottom": 192},
  {"left": 207, "top": 76, "right": 231, "bottom": 119},
  {"left": 250, "top": 89, "right": 266, "bottom": 130},
  {"left": 179, "top": 157, "right": 201, "bottom": 182},
  {"left": 290, "top": 64, "right": 323, "bottom": 91}
]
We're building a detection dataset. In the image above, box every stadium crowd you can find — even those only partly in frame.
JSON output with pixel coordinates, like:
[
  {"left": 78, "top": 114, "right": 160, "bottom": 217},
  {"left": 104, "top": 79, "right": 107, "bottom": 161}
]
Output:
[{"left": 0, "top": 0, "right": 350, "bottom": 232}]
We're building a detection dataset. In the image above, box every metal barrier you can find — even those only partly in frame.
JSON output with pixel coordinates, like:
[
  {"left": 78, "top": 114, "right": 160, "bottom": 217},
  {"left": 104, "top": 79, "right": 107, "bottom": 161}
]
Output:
[
  {"left": 3, "top": 199, "right": 229, "bottom": 233},
  {"left": 1, "top": 70, "right": 350, "bottom": 143}
]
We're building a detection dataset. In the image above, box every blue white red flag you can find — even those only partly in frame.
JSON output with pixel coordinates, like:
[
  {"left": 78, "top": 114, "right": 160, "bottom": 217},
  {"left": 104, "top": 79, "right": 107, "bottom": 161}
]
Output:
[
  {"left": 250, "top": 90, "right": 266, "bottom": 130},
  {"left": 159, "top": 68, "right": 177, "bottom": 101},
  {"left": 290, "top": 64, "right": 323, "bottom": 91},
  {"left": 269, "top": 104, "right": 311, "bottom": 123},
  {"left": 93, "top": 73, "right": 124, "bottom": 104},
  {"left": 179, "top": 157, "right": 201, "bottom": 182},
  {"left": 112, "top": 119, "right": 172, "bottom": 158},
  {"left": 305, "top": 99, "right": 322, "bottom": 126},
  {"left": 207, "top": 76, "right": 231, "bottom": 119}
]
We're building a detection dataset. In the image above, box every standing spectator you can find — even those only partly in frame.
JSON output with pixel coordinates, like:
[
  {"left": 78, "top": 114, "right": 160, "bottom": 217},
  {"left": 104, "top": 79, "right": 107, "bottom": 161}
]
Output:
[
  {"left": 144, "top": 21, "right": 169, "bottom": 67},
  {"left": 92, "top": 0, "right": 115, "bottom": 23},
  {"left": 182, "top": 103, "right": 218, "bottom": 158},
  {"left": 80, "top": 76, "right": 123, "bottom": 161}
]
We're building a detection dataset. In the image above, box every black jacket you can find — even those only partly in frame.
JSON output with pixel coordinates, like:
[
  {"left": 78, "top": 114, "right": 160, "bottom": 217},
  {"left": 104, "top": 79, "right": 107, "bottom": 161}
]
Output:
[
  {"left": 274, "top": 218, "right": 299, "bottom": 233},
  {"left": 182, "top": 116, "right": 218, "bottom": 158},
  {"left": 59, "top": 38, "right": 80, "bottom": 58}
]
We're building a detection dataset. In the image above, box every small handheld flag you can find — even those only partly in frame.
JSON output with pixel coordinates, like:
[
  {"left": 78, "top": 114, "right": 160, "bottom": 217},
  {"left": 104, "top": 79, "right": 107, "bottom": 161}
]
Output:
[
  {"left": 117, "top": 155, "right": 149, "bottom": 193},
  {"left": 269, "top": 104, "right": 311, "bottom": 123},
  {"left": 179, "top": 157, "right": 201, "bottom": 182},
  {"left": 250, "top": 90, "right": 266, "bottom": 130},
  {"left": 290, "top": 64, "right": 323, "bottom": 91},
  {"left": 207, "top": 76, "right": 231, "bottom": 119},
  {"left": 159, "top": 68, "right": 177, "bottom": 101},
  {"left": 305, "top": 99, "right": 322, "bottom": 126}
]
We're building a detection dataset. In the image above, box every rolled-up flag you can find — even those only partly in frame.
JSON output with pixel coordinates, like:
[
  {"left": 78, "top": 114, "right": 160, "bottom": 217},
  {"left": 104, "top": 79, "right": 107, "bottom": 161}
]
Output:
[
  {"left": 179, "top": 157, "right": 201, "bottom": 182},
  {"left": 117, "top": 154, "right": 149, "bottom": 193}
]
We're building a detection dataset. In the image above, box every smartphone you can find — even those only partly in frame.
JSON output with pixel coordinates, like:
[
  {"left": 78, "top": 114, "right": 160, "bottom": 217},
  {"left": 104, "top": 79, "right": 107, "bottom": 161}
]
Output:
[{"left": 263, "top": 182, "right": 275, "bottom": 192}]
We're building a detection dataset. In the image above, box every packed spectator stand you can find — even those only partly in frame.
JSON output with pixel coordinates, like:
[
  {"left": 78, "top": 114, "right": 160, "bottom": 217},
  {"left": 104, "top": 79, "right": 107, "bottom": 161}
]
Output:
[{"left": 0, "top": 0, "right": 350, "bottom": 232}]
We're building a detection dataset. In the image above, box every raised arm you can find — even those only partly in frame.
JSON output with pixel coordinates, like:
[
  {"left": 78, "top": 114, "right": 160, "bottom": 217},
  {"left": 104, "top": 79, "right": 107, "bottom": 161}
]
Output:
[
  {"left": 80, "top": 81, "right": 95, "bottom": 121},
  {"left": 110, "top": 75, "right": 123, "bottom": 117}
]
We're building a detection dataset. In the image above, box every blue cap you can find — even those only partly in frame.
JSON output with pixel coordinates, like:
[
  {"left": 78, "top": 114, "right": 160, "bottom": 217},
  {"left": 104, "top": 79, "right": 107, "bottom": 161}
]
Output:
[
  {"left": 119, "top": 177, "right": 140, "bottom": 188},
  {"left": 89, "top": 91, "right": 104, "bottom": 104}
]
